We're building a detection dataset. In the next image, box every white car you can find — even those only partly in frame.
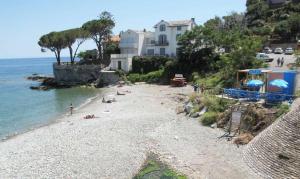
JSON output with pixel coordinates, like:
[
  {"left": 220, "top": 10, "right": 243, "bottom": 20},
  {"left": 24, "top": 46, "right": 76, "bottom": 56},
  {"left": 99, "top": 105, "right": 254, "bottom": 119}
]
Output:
[
  {"left": 256, "top": 53, "right": 274, "bottom": 62},
  {"left": 263, "top": 47, "right": 272, "bottom": 54},
  {"left": 285, "top": 47, "right": 294, "bottom": 55},
  {"left": 274, "top": 48, "right": 284, "bottom": 54}
]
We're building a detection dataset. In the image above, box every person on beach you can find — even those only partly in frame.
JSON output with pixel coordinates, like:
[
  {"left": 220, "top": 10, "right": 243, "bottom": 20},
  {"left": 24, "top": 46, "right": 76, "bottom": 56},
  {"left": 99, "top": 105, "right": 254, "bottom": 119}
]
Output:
[
  {"left": 193, "top": 83, "right": 199, "bottom": 93},
  {"left": 69, "top": 103, "right": 73, "bottom": 116},
  {"left": 277, "top": 58, "right": 280, "bottom": 67},
  {"left": 281, "top": 57, "right": 284, "bottom": 67}
]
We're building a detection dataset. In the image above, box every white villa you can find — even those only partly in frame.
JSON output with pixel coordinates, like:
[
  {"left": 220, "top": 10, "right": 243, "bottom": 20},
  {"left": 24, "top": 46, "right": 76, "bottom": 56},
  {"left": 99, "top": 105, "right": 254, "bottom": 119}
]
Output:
[{"left": 109, "top": 18, "right": 196, "bottom": 72}]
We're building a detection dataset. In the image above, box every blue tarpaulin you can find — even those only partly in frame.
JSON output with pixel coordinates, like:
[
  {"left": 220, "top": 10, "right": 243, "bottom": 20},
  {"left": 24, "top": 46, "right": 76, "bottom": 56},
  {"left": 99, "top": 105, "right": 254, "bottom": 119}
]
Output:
[
  {"left": 247, "top": 80, "right": 264, "bottom": 87},
  {"left": 269, "top": 79, "right": 288, "bottom": 89}
]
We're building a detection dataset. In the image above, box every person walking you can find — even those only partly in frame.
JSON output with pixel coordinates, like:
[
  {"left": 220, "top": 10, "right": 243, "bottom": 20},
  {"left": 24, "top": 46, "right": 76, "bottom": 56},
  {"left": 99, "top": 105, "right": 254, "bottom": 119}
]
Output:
[
  {"left": 277, "top": 58, "right": 280, "bottom": 67},
  {"left": 281, "top": 57, "right": 284, "bottom": 67}
]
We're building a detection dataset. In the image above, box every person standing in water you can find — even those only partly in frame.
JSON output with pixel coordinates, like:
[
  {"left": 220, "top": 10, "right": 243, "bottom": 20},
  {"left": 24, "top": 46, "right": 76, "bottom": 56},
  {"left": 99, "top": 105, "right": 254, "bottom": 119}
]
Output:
[
  {"left": 70, "top": 103, "right": 74, "bottom": 116},
  {"left": 277, "top": 58, "right": 280, "bottom": 67}
]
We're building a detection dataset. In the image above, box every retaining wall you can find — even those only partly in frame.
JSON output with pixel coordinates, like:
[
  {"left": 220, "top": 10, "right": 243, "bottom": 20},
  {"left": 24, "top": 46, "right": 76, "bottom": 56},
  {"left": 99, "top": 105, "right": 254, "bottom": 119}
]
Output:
[{"left": 53, "top": 64, "right": 119, "bottom": 86}]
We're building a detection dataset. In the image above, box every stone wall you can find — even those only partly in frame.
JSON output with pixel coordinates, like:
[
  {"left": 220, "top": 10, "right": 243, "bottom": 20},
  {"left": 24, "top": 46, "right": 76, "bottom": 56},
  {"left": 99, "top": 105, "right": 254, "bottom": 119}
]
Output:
[
  {"left": 53, "top": 64, "right": 102, "bottom": 85},
  {"left": 97, "top": 71, "right": 120, "bottom": 85},
  {"left": 53, "top": 64, "right": 119, "bottom": 86}
]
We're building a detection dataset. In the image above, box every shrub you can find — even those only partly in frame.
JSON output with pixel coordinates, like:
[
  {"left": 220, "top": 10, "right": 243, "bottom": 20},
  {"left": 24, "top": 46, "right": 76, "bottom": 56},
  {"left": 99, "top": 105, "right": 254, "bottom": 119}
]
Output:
[
  {"left": 201, "top": 95, "right": 234, "bottom": 113},
  {"left": 127, "top": 69, "right": 164, "bottom": 83},
  {"left": 132, "top": 56, "right": 173, "bottom": 74},
  {"left": 194, "top": 73, "right": 224, "bottom": 89},
  {"left": 201, "top": 112, "right": 219, "bottom": 126},
  {"left": 275, "top": 104, "right": 290, "bottom": 118}
]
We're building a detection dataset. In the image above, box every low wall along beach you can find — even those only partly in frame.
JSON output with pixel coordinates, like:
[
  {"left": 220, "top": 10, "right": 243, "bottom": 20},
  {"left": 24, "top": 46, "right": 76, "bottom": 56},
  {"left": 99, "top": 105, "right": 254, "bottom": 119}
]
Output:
[{"left": 53, "top": 64, "right": 119, "bottom": 86}]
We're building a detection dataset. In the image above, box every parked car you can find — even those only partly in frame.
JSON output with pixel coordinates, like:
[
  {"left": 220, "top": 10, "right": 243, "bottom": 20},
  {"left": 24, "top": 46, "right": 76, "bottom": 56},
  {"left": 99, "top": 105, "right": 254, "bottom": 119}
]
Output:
[
  {"left": 274, "top": 47, "right": 284, "bottom": 54},
  {"left": 170, "top": 74, "right": 187, "bottom": 87},
  {"left": 263, "top": 47, "right": 272, "bottom": 54},
  {"left": 256, "top": 53, "right": 274, "bottom": 62},
  {"left": 285, "top": 47, "right": 294, "bottom": 55}
]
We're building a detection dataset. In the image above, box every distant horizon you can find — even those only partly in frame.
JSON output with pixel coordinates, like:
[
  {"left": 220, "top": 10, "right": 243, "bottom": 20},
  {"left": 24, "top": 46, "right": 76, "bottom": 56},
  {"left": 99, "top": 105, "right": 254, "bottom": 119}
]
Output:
[{"left": 0, "top": 0, "right": 246, "bottom": 59}]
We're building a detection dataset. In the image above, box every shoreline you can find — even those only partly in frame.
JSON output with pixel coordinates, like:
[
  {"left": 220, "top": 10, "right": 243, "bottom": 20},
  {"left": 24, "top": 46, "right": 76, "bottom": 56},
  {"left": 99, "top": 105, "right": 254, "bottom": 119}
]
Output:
[
  {"left": 0, "top": 86, "right": 113, "bottom": 143},
  {"left": 0, "top": 84, "right": 259, "bottom": 178}
]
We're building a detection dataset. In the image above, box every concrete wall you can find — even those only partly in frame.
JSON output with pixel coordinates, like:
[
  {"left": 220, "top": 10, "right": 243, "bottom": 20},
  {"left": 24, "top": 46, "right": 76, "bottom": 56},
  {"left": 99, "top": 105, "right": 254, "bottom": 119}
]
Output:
[
  {"left": 99, "top": 71, "right": 120, "bottom": 85},
  {"left": 109, "top": 54, "right": 134, "bottom": 72},
  {"left": 53, "top": 64, "right": 102, "bottom": 85}
]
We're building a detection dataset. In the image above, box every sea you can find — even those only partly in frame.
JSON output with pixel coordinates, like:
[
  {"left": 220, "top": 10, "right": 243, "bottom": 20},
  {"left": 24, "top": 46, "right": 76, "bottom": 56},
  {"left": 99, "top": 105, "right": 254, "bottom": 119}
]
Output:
[{"left": 0, "top": 57, "right": 102, "bottom": 140}]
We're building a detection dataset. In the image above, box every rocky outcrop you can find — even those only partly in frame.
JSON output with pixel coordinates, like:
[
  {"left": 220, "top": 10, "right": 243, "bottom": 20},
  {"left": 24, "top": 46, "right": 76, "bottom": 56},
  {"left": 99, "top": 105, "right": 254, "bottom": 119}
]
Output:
[
  {"left": 27, "top": 74, "right": 71, "bottom": 91},
  {"left": 243, "top": 100, "right": 300, "bottom": 179}
]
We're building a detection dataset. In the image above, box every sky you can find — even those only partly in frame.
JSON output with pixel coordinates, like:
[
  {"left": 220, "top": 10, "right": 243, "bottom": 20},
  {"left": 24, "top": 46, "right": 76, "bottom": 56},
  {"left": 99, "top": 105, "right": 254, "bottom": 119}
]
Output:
[{"left": 0, "top": 0, "right": 247, "bottom": 59}]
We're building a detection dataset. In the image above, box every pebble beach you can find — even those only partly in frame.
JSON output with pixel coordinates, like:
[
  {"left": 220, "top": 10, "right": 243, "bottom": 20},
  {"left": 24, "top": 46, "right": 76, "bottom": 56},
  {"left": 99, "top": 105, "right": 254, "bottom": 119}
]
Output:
[{"left": 0, "top": 84, "right": 260, "bottom": 179}]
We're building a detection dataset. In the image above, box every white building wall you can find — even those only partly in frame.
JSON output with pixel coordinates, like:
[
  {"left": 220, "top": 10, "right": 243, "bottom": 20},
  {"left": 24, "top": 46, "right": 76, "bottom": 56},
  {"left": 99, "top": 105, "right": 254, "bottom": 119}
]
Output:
[
  {"left": 153, "top": 20, "right": 194, "bottom": 57},
  {"left": 110, "top": 19, "right": 196, "bottom": 73}
]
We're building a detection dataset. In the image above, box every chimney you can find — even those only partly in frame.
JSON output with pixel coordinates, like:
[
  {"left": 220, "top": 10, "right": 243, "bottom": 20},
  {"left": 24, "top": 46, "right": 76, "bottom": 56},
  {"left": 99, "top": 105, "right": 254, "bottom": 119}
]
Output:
[{"left": 191, "top": 18, "right": 195, "bottom": 23}]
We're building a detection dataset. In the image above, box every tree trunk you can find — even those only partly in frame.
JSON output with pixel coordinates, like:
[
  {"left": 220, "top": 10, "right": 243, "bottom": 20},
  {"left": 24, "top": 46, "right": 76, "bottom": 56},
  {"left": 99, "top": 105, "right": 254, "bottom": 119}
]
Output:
[
  {"left": 57, "top": 49, "right": 61, "bottom": 65},
  {"left": 68, "top": 46, "right": 74, "bottom": 64},
  {"left": 97, "top": 44, "right": 103, "bottom": 64}
]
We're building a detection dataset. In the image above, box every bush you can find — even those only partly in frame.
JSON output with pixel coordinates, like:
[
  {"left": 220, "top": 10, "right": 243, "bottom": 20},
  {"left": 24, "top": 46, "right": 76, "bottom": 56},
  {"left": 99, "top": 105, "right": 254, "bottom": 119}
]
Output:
[
  {"left": 132, "top": 56, "right": 173, "bottom": 74},
  {"left": 201, "top": 112, "right": 219, "bottom": 126},
  {"left": 127, "top": 69, "right": 164, "bottom": 83},
  {"left": 275, "top": 104, "right": 290, "bottom": 118},
  {"left": 201, "top": 95, "right": 234, "bottom": 113},
  {"left": 193, "top": 72, "right": 224, "bottom": 89}
]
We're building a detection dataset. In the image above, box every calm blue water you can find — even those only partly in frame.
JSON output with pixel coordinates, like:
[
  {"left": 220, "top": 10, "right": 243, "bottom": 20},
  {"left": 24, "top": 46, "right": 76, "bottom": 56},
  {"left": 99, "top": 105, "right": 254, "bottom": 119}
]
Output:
[{"left": 0, "top": 58, "right": 101, "bottom": 139}]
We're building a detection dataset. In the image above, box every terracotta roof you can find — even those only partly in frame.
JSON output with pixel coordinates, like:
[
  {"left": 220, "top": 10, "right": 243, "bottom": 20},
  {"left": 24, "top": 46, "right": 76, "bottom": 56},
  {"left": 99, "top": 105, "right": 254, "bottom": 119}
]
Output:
[{"left": 110, "top": 35, "right": 120, "bottom": 42}]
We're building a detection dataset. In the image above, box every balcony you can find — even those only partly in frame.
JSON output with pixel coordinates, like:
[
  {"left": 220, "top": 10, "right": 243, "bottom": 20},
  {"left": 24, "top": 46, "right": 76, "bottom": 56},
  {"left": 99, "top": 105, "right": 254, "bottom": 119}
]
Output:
[
  {"left": 110, "top": 54, "right": 136, "bottom": 59},
  {"left": 119, "top": 42, "right": 138, "bottom": 48},
  {"left": 155, "top": 41, "right": 169, "bottom": 46}
]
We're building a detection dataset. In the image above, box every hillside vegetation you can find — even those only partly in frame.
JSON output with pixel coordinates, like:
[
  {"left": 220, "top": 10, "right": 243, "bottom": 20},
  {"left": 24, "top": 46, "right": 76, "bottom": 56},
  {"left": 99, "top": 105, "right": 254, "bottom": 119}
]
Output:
[{"left": 246, "top": 0, "right": 300, "bottom": 42}]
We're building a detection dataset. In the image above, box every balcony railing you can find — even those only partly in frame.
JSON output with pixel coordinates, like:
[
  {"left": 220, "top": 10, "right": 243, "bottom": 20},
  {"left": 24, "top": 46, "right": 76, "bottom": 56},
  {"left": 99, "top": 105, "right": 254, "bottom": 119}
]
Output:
[
  {"left": 155, "top": 41, "right": 169, "bottom": 46},
  {"left": 110, "top": 54, "right": 136, "bottom": 59}
]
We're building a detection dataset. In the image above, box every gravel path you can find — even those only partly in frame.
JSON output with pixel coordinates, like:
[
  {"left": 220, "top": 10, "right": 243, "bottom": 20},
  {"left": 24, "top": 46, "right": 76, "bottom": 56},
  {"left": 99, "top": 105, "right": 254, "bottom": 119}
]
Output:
[{"left": 0, "top": 84, "right": 259, "bottom": 179}]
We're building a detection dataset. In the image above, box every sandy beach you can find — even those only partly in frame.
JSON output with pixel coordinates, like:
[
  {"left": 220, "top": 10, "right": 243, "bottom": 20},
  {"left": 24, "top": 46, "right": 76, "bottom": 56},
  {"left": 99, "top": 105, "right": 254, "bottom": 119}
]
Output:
[{"left": 0, "top": 84, "right": 260, "bottom": 179}]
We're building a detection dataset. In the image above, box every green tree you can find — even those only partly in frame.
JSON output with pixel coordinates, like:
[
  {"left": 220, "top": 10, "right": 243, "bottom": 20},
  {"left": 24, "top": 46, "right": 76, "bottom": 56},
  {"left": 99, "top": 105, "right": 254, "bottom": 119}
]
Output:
[
  {"left": 62, "top": 28, "right": 89, "bottom": 64},
  {"left": 38, "top": 32, "right": 68, "bottom": 65},
  {"left": 274, "top": 20, "right": 291, "bottom": 40},
  {"left": 288, "top": 13, "right": 300, "bottom": 40},
  {"left": 82, "top": 11, "right": 115, "bottom": 64}
]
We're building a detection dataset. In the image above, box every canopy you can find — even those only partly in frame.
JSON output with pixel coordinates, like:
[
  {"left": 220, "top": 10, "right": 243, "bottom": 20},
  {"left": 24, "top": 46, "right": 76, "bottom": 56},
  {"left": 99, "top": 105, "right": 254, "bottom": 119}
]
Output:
[
  {"left": 247, "top": 79, "right": 264, "bottom": 87},
  {"left": 269, "top": 79, "right": 288, "bottom": 89}
]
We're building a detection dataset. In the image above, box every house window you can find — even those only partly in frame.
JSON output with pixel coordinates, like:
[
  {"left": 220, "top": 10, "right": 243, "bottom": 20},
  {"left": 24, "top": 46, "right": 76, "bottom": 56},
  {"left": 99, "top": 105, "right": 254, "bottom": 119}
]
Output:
[
  {"left": 147, "top": 49, "right": 155, "bottom": 56},
  {"left": 160, "top": 48, "right": 166, "bottom": 56},
  {"left": 158, "top": 35, "right": 167, "bottom": 45},
  {"left": 160, "top": 24, "right": 166, "bottom": 31},
  {"left": 177, "top": 26, "right": 182, "bottom": 31},
  {"left": 176, "top": 34, "right": 181, "bottom": 40}
]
